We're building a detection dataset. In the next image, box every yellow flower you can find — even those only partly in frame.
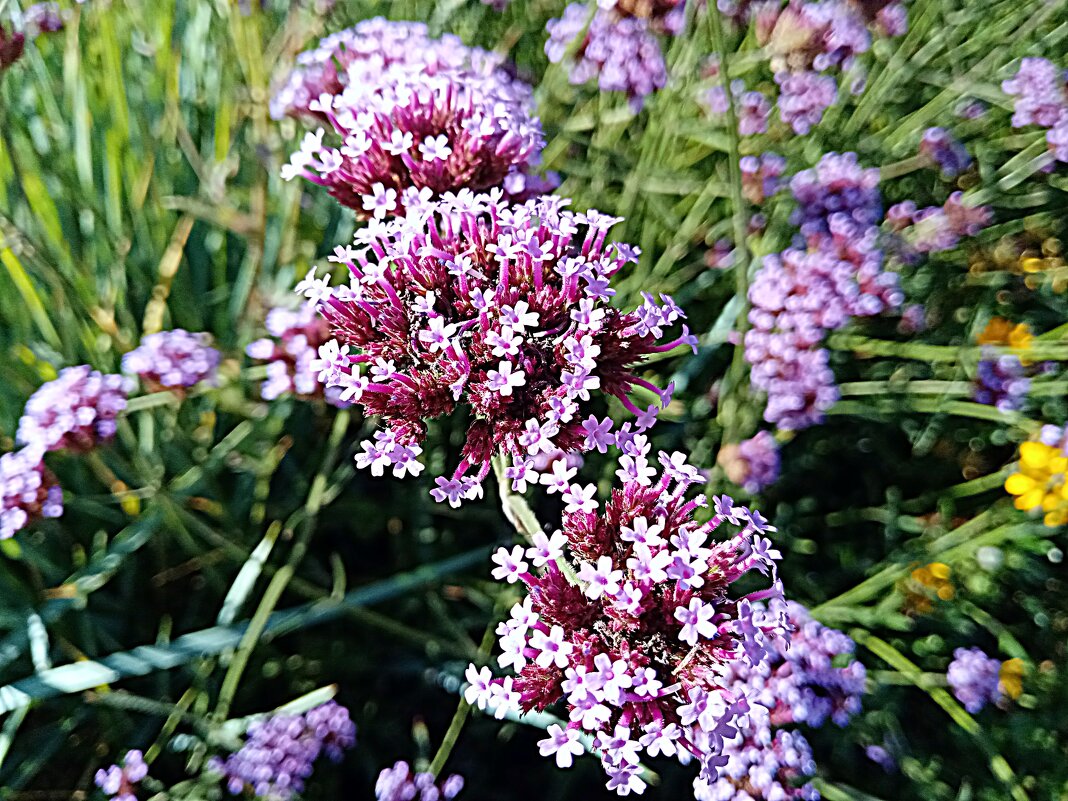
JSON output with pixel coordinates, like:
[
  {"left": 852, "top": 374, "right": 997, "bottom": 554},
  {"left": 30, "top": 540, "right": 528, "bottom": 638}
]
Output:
[
  {"left": 903, "top": 563, "right": 954, "bottom": 614},
  {"left": 977, "top": 318, "right": 1033, "bottom": 354},
  {"left": 1005, "top": 439, "right": 1068, "bottom": 526},
  {"left": 999, "top": 658, "right": 1025, "bottom": 699}
]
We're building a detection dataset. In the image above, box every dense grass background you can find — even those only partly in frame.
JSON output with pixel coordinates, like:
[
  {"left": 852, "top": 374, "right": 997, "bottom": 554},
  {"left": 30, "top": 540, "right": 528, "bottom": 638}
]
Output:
[{"left": 1, "top": 0, "right": 1068, "bottom": 798}]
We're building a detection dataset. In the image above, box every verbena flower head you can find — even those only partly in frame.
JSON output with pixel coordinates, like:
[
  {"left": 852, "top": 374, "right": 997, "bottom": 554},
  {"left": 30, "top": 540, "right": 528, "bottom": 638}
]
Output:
[
  {"left": 122, "top": 329, "right": 221, "bottom": 391},
  {"left": 301, "top": 191, "right": 695, "bottom": 504},
  {"left": 375, "top": 761, "right": 465, "bottom": 801},
  {"left": 247, "top": 303, "right": 346, "bottom": 404},
  {"left": 95, "top": 750, "right": 148, "bottom": 801},
  {"left": 774, "top": 70, "right": 837, "bottom": 135},
  {"left": 280, "top": 25, "right": 545, "bottom": 217},
  {"left": 17, "top": 366, "right": 129, "bottom": 453},
  {"left": 696, "top": 727, "right": 818, "bottom": 801},
  {"left": 1004, "top": 426, "right": 1068, "bottom": 526},
  {"left": 271, "top": 19, "right": 502, "bottom": 121},
  {"left": 740, "top": 153, "right": 786, "bottom": 205},
  {"left": 210, "top": 701, "right": 356, "bottom": 799},
  {"left": 24, "top": 3, "right": 65, "bottom": 36},
  {"left": 466, "top": 453, "right": 787, "bottom": 794},
  {"left": 726, "top": 601, "right": 865, "bottom": 729},
  {"left": 717, "top": 432, "right": 781, "bottom": 494},
  {"left": 946, "top": 647, "right": 1003, "bottom": 713},
  {"left": 545, "top": 2, "right": 683, "bottom": 110},
  {"left": 919, "top": 127, "right": 972, "bottom": 178},
  {"left": 973, "top": 347, "right": 1030, "bottom": 412},
  {"left": 0, "top": 446, "right": 62, "bottom": 539},
  {"left": 887, "top": 193, "right": 992, "bottom": 256},
  {"left": 1001, "top": 57, "right": 1067, "bottom": 130}
]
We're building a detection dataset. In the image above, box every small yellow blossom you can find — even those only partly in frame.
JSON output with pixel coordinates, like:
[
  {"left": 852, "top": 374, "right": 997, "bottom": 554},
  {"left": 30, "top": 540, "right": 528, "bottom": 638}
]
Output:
[
  {"left": 977, "top": 317, "right": 1033, "bottom": 351},
  {"left": 999, "top": 658, "right": 1025, "bottom": 699},
  {"left": 1004, "top": 440, "right": 1068, "bottom": 527},
  {"left": 903, "top": 562, "right": 954, "bottom": 614}
]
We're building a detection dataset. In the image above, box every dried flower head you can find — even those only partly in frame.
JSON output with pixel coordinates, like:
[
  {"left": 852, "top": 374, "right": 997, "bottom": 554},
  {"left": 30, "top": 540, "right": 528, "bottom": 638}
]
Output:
[{"left": 300, "top": 191, "right": 695, "bottom": 504}]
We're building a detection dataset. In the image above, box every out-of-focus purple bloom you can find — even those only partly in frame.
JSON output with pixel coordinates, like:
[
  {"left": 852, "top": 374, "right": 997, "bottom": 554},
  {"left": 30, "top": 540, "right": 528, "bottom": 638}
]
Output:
[
  {"left": 122, "top": 330, "right": 220, "bottom": 391},
  {"left": 24, "top": 3, "right": 65, "bottom": 36},
  {"left": 740, "top": 152, "right": 786, "bottom": 204},
  {"left": 0, "top": 23, "right": 25, "bottom": 70},
  {"left": 1001, "top": 57, "right": 1067, "bottom": 129},
  {"left": 866, "top": 744, "right": 896, "bottom": 773},
  {"left": 17, "top": 366, "right": 129, "bottom": 452},
  {"left": 789, "top": 151, "right": 882, "bottom": 235},
  {"left": 696, "top": 728, "right": 819, "bottom": 800},
  {"left": 889, "top": 192, "right": 993, "bottom": 255},
  {"left": 1, "top": 446, "right": 62, "bottom": 539},
  {"left": 974, "top": 347, "right": 1030, "bottom": 412},
  {"left": 1047, "top": 120, "right": 1068, "bottom": 163},
  {"left": 546, "top": 3, "right": 682, "bottom": 110},
  {"left": 211, "top": 701, "right": 356, "bottom": 799},
  {"left": 95, "top": 750, "right": 148, "bottom": 801},
  {"left": 920, "top": 127, "right": 972, "bottom": 178},
  {"left": 375, "top": 761, "right": 464, "bottom": 801},
  {"left": 947, "top": 647, "right": 1003, "bottom": 713},
  {"left": 719, "top": 431, "right": 780, "bottom": 493},
  {"left": 775, "top": 71, "right": 837, "bottom": 135},
  {"left": 247, "top": 303, "right": 348, "bottom": 405}
]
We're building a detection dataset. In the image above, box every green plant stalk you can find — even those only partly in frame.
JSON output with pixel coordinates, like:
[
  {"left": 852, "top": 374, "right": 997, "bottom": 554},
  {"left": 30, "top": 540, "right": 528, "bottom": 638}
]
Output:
[
  {"left": 213, "top": 410, "right": 350, "bottom": 720},
  {"left": 705, "top": 1, "right": 752, "bottom": 450}
]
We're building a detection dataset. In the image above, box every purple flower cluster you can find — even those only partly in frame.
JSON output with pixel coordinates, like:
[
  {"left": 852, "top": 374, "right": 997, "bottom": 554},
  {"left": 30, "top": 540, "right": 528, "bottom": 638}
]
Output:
[
  {"left": 467, "top": 449, "right": 787, "bottom": 795},
  {"left": 973, "top": 347, "right": 1030, "bottom": 412},
  {"left": 774, "top": 71, "right": 838, "bottom": 135},
  {"left": 122, "top": 329, "right": 220, "bottom": 391},
  {"left": 0, "top": 446, "right": 62, "bottom": 539},
  {"left": 24, "top": 3, "right": 65, "bottom": 36},
  {"left": 919, "top": 127, "right": 972, "bottom": 178},
  {"left": 545, "top": 2, "right": 683, "bottom": 110},
  {"left": 17, "top": 366, "right": 129, "bottom": 452},
  {"left": 886, "top": 193, "right": 992, "bottom": 256},
  {"left": 271, "top": 19, "right": 498, "bottom": 121},
  {"left": 746, "top": 153, "right": 901, "bottom": 429},
  {"left": 696, "top": 727, "right": 819, "bottom": 801},
  {"left": 95, "top": 750, "right": 148, "bottom": 801},
  {"left": 1001, "top": 57, "right": 1068, "bottom": 165},
  {"left": 701, "top": 78, "right": 773, "bottom": 136},
  {"left": 211, "top": 701, "right": 356, "bottom": 799},
  {"left": 947, "top": 647, "right": 1003, "bottom": 713},
  {"left": 246, "top": 304, "right": 338, "bottom": 402},
  {"left": 740, "top": 153, "right": 786, "bottom": 205},
  {"left": 375, "top": 761, "right": 464, "bottom": 801},
  {"left": 281, "top": 30, "right": 545, "bottom": 218},
  {"left": 300, "top": 190, "right": 695, "bottom": 504},
  {"left": 718, "top": 432, "right": 781, "bottom": 494},
  {"left": 733, "top": 602, "right": 865, "bottom": 729}
]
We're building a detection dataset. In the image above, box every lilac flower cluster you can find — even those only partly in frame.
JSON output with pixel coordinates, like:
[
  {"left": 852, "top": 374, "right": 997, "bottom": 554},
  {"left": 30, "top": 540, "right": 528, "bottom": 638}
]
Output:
[
  {"left": 0, "top": 446, "right": 62, "bottom": 539},
  {"left": 466, "top": 449, "right": 787, "bottom": 795},
  {"left": 886, "top": 193, "right": 992, "bottom": 256},
  {"left": 281, "top": 34, "right": 545, "bottom": 218},
  {"left": 718, "top": 432, "right": 781, "bottom": 494},
  {"left": 947, "top": 647, "right": 1003, "bottom": 713},
  {"left": 696, "top": 727, "right": 819, "bottom": 801},
  {"left": 774, "top": 71, "right": 838, "bottom": 135},
  {"left": 701, "top": 77, "right": 773, "bottom": 136},
  {"left": 95, "top": 750, "right": 148, "bottom": 801},
  {"left": 300, "top": 190, "right": 695, "bottom": 505},
  {"left": 122, "top": 329, "right": 220, "bottom": 391},
  {"left": 24, "top": 3, "right": 65, "bottom": 36},
  {"left": 740, "top": 153, "right": 786, "bottom": 205},
  {"left": 730, "top": 602, "right": 866, "bottom": 729},
  {"left": 271, "top": 19, "right": 499, "bottom": 121},
  {"left": 210, "top": 701, "right": 356, "bottom": 799},
  {"left": 919, "top": 127, "right": 972, "bottom": 178},
  {"left": 246, "top": 304, "right": 340, "bottom": 403},
  {"left": 375, "top": 761, "right": 465, "bottom": 801},
  {"left": 745, "top": 153, "right": 901, "bottom": 429},
  {"left": 17, "top": 366, "right": 129, "bottom": 452},
  {"left": 973, "top": 347, "right": 1030, "bottom": 412},
  {"left": 1001, "top": 57, "right": 1068, "bottom": 163},
  {"left": 545, "top": 2, "right": 683, "bottom": 110}
]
